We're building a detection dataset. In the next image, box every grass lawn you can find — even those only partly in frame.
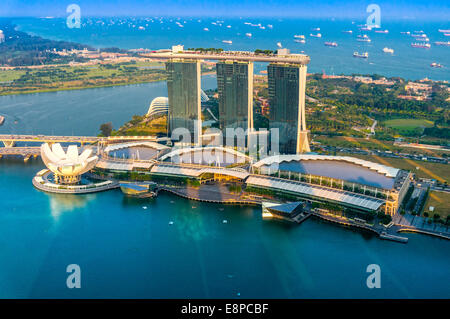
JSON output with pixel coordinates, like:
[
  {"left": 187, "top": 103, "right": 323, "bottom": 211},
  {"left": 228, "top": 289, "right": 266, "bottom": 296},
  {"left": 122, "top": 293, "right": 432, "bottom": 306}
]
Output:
[
  {"left": 423, "top": 191, "right": 450, "bottom": 219},
  {"left": 384, "top": 119, "right": 434, "bottom": 133}
]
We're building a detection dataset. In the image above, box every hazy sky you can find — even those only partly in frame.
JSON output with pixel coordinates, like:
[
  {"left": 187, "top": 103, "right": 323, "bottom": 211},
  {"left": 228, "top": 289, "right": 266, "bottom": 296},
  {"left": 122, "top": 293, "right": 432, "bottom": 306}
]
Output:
[{"left": 1, "top": 0, "right": 449, "bottom": 20}]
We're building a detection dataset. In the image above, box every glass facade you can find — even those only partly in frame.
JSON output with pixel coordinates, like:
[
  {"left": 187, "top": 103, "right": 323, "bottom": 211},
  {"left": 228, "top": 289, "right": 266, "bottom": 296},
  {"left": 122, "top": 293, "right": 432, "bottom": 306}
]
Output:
[
  {"left": 166, "top": 61, "right": 201, "bottom": 144},
  {"left": 268, "top": 63, "right": 308, "bottom": 154},
  {"left": 216, "top": 61, "right": 253, "bottom": 132}
]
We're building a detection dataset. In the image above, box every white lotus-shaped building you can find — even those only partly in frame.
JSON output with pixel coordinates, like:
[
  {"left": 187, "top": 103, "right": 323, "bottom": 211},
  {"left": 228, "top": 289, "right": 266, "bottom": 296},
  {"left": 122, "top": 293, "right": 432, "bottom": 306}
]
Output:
[{"left": 40, "top": 143, "right": 98, "bottom": 184}]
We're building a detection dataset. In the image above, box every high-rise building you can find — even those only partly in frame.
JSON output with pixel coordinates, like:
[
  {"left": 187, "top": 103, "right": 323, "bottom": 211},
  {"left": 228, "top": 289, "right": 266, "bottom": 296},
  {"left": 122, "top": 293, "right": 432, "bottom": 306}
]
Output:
[
  {"left": 166, "top": 60, "right": 202, "bottom": 144},
  {"left": 268, "top": 63, "right": 310, "bottom": 154},
  {"left": 216, "top": 61, "right": 254, "bottom": 131}
]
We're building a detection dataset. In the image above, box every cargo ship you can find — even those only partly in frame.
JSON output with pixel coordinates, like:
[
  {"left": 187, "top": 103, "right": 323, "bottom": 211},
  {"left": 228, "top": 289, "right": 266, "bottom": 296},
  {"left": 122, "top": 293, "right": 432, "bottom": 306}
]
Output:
[
  {"left": 0, "top": 116, "right": 4, "bottom": 126},
  {"left": 353, "top": 52, "right": 368, "bottom": 58},
  {"left": 324, "top": 41, "right": 338, "bottom": 47},
  {"left": 430, "top": 62, "right": 443, "bottom": 68},
  {"left": 434, "top": 41, "right": 450, "bottom": 47},
  {"left": 119, "top": 181, "right": 158, "bottom": 198},
  {"left": 411, "top": 42, "right": 431, "bottom": 48},
  {"left": 357, "top": 37, "right": 371, "bottom": 43}
]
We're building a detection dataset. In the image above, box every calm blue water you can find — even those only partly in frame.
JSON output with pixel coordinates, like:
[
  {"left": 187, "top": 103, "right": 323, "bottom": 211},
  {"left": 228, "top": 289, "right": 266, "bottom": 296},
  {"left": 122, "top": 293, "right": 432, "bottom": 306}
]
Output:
[
  {"left": 0, "top": 74, "right": 217, "bottom": 136},
  {"left": 13, "top": 17, "right": 450, "bottom": 81},
  {"left": 0, "top": 158, "right": 449, "bottom": 298}
]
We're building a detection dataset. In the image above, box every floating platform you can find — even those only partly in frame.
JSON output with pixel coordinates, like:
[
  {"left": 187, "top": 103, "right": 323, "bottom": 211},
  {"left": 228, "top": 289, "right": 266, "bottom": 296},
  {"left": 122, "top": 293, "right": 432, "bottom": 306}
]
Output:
[{"left": 120, "top": 181, "right": 158, "bottom": 198}]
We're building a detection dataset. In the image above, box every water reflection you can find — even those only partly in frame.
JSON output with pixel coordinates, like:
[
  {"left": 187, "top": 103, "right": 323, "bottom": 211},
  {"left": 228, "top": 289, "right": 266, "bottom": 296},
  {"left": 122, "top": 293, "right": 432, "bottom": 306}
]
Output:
[{"left": 47, "top": 193, "right": 96, "bottom": 219}]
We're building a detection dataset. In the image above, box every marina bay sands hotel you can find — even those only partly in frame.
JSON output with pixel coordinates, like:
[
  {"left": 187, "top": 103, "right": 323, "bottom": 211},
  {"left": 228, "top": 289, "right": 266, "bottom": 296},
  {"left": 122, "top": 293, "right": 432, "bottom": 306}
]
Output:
[{"left": 145, "top": 45, "right": 311, "bottom": 154}]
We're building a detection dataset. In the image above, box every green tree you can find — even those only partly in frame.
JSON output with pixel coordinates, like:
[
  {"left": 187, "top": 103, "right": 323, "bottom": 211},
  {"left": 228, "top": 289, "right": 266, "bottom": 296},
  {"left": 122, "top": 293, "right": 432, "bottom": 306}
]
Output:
[{"left": 100, "top": 122, "right": 113, "bottom": 137}]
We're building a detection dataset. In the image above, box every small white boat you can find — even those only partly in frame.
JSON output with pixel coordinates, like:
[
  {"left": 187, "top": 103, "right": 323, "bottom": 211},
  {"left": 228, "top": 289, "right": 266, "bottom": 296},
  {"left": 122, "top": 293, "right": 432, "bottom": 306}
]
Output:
[
  {"left": 294, "top": 34, "right": 305, "bottom": 39},
  {"left": 0, "top": 116, "right": 4, "bottom": 126},
  {"left": 245, "top": 33, "right": 252, "bottom": 37},
  {"left": 222, "top": 40, "right": 232, "bottom": 44},
  {"left": 383, "top": 47, "right": 394, "bottom": 54},
  {"left": 294, "top": 39, "right": 306, "bottom": 43},
  {"left": 310, "top": 33, "right": 322, "bottom": 38},
  {"left": 277, "top": 42, "right": 282, "bottom": 48},
  {"left": 169, "top": 221, "right": 174, "bottom": 225}
]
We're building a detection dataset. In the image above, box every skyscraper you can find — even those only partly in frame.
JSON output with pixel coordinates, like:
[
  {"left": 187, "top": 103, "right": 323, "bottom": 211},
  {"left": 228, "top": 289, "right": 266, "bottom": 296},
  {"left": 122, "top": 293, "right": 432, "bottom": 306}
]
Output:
[
  {"left": 216, "top": 61, "right": 254, "bottom": 132},
  {"left": 268, "top": 63, "right": 310, "bottom": 154},
  {"left": 166, "top": 60, "right": 202, "bottom": 144}
]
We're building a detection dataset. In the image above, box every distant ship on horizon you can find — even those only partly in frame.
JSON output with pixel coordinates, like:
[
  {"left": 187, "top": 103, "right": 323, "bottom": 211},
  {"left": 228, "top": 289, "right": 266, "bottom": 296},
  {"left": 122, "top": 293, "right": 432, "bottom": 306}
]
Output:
[
  {"left": 430, "top": 62, "right": 443, "bottom": 68},
  {"left": 324, "top": 41, "right": 338, "bottom": 47},
  {"left": 411, "top": 42, "right": 431, "bottom": 48},
  {"left": 434, "top": 41, "right": 450, "bottom": 46},
  {"left": 357, "top": 35, "right": 371, "bottom": 42},
  {"left": 353, "top": 52, "right": 368, "bottom": 58}
]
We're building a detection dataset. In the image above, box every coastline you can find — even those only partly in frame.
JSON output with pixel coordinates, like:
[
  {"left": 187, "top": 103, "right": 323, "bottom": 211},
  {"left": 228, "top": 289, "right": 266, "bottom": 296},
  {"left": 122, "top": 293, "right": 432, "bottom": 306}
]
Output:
[{"left": 0, "top": 71, "right": 217, "bottom": 97}]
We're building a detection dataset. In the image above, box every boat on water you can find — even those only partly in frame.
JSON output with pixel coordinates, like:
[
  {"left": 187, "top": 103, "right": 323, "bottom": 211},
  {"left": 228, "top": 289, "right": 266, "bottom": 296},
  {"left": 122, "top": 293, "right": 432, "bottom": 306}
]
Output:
[
  {"left": 353, "top": 52, "right": 368, "bottom": 58},
  {"left": 245, "top": 33, "right": 252, "bottom": 37},
  {"left": 222, "top": 40, "right": 232, "bottom": 44},
  {"left": 434, "top": 41, "right": 450, "bottom": 46},
  {"left": 312, "top": 27, "right": 320, "bottom": 31},
  {"left": 324, "top": 41, "right": 338, "bottom": 47},
  {"left": 357, "top": 37, "right": 371, "bottom": 42},
  {"left": 383, "top": 47, "right": 394, "bottom": 54},
  {"left": 0, "top": 116, "right": 4, "bottom": 126},
  {"left": 342, "top": 30, "right": 353, "bottom": 34},
  {"left": 120, "top": 181, "right": 158, "bottom": 198},
  {"left": 294, "top": 34, "right": 305, "bottom": 39},
  {"left": 438, "top": 29, "right": 450, "bottom": 33},
  {"left": 430, "top": 62, "right": 443, "bottom": 68},
  {"left": 400, "top": 31, "right": 410, "bottom": 35},
  {"left": 294, "top": 39, "right": 306, "bottom": 44},
  {"left": 444, "top": 33, "right": 450, "bottom": 37},
  {"left": 412, "top": 33, "right": 427, "bottom": 38},
  {"left": 310, "top": 33, "right": 321, "bottom": 38},
  {"left": 411, "top": 42, "right": 431, "bottom": 48},
  {"left": 374, "top": 29, "right": 389, "bottom": 34}
]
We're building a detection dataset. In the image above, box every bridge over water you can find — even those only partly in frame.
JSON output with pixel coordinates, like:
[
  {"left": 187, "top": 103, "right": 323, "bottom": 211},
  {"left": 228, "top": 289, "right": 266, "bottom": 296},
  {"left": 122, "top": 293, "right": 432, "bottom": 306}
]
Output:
[{"left": 0, "top": 134, "right": 159, "bottom": 148}]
